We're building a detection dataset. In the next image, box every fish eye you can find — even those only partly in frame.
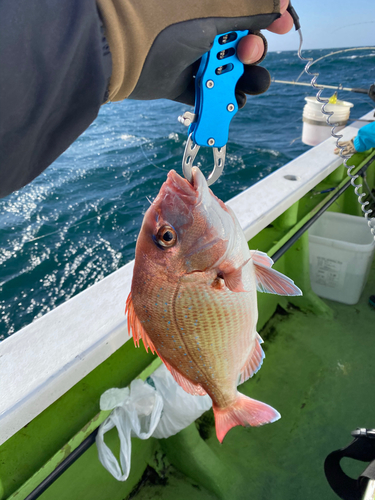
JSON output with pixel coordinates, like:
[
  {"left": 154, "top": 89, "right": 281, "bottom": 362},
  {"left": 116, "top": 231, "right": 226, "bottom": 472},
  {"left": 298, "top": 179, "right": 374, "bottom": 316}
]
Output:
[{"left": 156, "top": 225, "right": 177, "bottom": 248}]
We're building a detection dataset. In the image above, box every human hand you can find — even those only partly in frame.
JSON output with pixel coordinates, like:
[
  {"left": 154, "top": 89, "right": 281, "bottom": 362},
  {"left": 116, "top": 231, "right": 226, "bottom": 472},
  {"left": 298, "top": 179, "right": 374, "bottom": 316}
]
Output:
[
  {"left": 233, "top": 0, "right": 294, "bottom": 107},
  {"left": 237, "top": 0, "right": 293, "bottom": 65},
  {"left": 98, "top": 0, "right": 295, "bottom": 105},
  {"left": 334, "top": 138, "right": 357, "bottom": 156}
]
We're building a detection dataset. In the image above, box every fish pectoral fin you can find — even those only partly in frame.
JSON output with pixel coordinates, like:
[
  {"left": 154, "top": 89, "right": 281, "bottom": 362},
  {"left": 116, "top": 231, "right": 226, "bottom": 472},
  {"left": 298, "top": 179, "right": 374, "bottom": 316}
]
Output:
[
  {"left": 253, "top": 262, "right": 302, "bottom": 296},
  {"left": 250, "top": 250, "right": 273, "bottom": 268},
  {"left": 158, "top": 354, "right": 207, "bottom": 397},
  {"left": 239, "top": 334, "right": 265, "bottom": 385},
  {"left": 218, "top": 258, "right": 251, "bottom": 293},
  {"left": 125, "top": 292, "right": 156, "bottom": 354},
  {"left": 251, "top": 250, "right": 302, "bottom": 295}
]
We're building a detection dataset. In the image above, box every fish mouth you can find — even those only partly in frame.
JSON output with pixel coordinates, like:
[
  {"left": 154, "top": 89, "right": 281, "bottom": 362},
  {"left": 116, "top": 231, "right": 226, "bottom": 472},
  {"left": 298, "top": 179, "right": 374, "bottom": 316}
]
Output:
[
  {"left": 150, "top": 168, "right": 212, "bottom": 232},
  {"left": 160, "top": 167, "right": 208, "bottom": 203},
  {"left": 154, "top": 167, "right": 208, "bottom": 208},
  {"left": 165, "top": 169, "right": 197, "bottom": 201}
]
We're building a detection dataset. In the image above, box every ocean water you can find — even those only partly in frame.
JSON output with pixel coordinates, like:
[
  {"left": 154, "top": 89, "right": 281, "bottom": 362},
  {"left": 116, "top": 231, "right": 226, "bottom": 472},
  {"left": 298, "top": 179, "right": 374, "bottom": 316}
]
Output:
[{"left": 1, "top": 47, "right": 374, "bottom": 339}]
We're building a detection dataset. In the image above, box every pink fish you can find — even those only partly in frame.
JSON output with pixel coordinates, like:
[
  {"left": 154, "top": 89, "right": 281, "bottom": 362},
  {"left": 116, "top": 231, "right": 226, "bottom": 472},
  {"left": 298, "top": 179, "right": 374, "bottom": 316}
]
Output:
[{"left": 126, "top": 167, "right": 301, "bottom": 443}]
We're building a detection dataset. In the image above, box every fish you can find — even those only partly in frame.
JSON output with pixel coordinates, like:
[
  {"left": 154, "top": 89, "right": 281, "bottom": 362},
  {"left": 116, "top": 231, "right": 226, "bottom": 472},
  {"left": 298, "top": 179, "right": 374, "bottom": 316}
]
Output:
[{"left": 126, "top": 167, "right": 302, "bottom": 443}]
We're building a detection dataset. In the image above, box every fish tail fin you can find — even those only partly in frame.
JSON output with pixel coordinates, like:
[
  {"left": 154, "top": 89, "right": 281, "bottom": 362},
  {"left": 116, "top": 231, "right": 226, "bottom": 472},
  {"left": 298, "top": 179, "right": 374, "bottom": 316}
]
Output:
[{"left": 213, "top": 392, "right": 280, "bottom": 444}]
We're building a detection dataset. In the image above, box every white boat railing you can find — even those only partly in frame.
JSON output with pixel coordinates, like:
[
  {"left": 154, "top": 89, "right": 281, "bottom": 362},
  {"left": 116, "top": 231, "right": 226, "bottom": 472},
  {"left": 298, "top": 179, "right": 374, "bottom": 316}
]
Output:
[{"left": 0, "top": 111, "right": 372, "bottom": 446}]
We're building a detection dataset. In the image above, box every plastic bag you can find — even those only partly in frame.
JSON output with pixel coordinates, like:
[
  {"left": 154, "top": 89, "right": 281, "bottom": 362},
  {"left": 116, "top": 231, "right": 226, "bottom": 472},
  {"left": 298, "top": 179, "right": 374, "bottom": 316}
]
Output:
[
  {"left": 96, "top": 379, "right": 163, "bottom": 481},
  {"left": 151, "top": 364, "right": 212, "bottom": 439},
  {"left": 96, "top": 365, "right": 212, "bottom": 481}
]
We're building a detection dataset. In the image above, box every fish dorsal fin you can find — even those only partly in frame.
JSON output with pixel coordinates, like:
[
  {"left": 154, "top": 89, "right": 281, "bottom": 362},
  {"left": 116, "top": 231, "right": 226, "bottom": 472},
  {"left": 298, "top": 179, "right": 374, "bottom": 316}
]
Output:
[
  {"left": 126, "top": 293, "right": 206, "bottom": 397},
  {"left": 238, "top": 334, "right": 265, "bottom": 385},
  {"left": 125, "top": 292, "right": 156, "bottom": 354},
  {"left": 251, "top": 257, "right": 302, "bottom": 296},
  {"left": 158, "top": 354, "right": 207, "bottom": 396}
]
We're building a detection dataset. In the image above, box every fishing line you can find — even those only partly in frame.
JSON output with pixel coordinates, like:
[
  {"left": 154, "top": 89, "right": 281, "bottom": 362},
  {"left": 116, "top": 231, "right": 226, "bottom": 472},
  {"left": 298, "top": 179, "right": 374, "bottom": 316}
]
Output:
[
  {"left": 139, "top": 141, "right": 166, "bottom": 171},
  {"left": 289, "top": 136, "right": 302, "bottom": 145},
  {"left": 27, "top": 213, "right": 104, "bottom": 242},
  {"left": 296, "top": 31, "right": 375, "bottom": 241},
  {"left": 1, "top": 207, "right": 116, "bottom": 250},
  {"left": 296, "top": 47, "right": 375, "bottom": 82},
  {"left": 4, "top": 142, "right": 163, "bottom": 251},
  {"left": 5, "top": 142, "right": 159, "bottom": 249},
  {"left": 3, "top": 192, "right": 157, "bottom": 250},
  {"left": 330, "top": 21, "right": 375, "bottom": 34},
  {"left": 139, "top": 134, "right": 216, "bottom": 178}
]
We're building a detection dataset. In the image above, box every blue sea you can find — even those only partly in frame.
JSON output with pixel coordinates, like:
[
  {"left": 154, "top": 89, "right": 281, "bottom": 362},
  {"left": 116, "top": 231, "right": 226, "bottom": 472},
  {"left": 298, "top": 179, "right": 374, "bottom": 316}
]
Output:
[{"left": 1, "top": 47, "right": 374, "bottom": 339}]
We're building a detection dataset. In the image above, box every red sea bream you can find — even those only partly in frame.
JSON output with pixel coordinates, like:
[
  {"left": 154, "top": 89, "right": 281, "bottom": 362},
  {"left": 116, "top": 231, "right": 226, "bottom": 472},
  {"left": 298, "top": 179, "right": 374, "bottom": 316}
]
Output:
[{"left": 126, "top": 167, "right": 301, "bottom": 442}]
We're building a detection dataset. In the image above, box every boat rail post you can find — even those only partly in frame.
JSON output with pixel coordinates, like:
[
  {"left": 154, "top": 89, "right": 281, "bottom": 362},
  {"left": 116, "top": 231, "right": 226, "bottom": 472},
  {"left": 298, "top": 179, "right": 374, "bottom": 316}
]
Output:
[
  {"left": 277, "top": 230, "right": 334, "bottom": 318},
  {"left": 160, "top": 423, "right": 246, "bottom": 500},
  {"left": 273, "top": 203, "right": 299, "bottom": 232}
]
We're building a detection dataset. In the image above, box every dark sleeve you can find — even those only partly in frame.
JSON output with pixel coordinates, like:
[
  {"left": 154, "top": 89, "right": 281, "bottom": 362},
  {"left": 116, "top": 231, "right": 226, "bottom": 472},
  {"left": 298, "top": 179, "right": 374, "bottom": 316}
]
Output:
[{"left": 0, "top": 0, "right": 112, "bottom": 198}]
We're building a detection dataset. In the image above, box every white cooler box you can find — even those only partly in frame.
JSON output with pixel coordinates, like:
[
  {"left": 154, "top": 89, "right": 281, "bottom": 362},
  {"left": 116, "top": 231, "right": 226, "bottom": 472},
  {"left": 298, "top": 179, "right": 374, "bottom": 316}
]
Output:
[{"left": 309, "top": 212, "right": 375, "bottom": 305}]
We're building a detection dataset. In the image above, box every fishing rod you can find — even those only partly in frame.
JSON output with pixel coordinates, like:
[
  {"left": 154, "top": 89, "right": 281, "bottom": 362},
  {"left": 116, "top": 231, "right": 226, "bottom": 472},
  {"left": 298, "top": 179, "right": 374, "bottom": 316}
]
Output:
[{"left": 271, "top": 79, "right": 375, "bottom": 101}]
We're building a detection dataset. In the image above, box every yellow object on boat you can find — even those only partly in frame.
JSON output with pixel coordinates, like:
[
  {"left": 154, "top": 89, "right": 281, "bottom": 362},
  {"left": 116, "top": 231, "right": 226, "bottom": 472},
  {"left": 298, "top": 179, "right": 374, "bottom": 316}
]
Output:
[{"left": 328, "top": 91, "right": 338, "bottom": 104}]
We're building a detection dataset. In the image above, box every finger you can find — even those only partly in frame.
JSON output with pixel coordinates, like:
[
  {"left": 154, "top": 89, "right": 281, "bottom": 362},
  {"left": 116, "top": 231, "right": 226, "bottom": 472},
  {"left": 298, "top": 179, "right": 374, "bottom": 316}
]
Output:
[
  {"left": 235, "top": 90, "right": 247, "bottom": 110},
  {"left": 238, "top": 0, "right": 292, "bottom": 63},
  {"left": 279, "top": 0, "right": 290, "bottom": 15},
  {"left": 267, "top": 8, "right": 293, "bottom": 34},
  {"left": 236, "top": 65, "right": 271, "bottom": 97},
  {"left": 237, "top": 34, "right": 264, "bottom": 65}
]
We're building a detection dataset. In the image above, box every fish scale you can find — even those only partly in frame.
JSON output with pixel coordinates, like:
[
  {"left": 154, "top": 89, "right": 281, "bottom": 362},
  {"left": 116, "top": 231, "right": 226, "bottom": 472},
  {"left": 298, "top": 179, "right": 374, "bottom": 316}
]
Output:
[{"left": 172, "top": 276, "right": 256, "bottom": 405}]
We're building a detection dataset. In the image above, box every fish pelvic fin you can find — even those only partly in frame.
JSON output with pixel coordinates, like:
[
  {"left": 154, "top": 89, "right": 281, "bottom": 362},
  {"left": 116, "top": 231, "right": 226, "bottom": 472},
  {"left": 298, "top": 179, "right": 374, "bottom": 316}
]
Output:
[
  {"left": 238, "top": 334, "right": 265, "bottom": 385},
  {"left": 213, "top": 393, "right": 280, "bottom": 444},
  {"left": 158, "top": 353, "right": 207, "bottom": 397},
  {"left": 251, "top": 251, "right": 302, "bottom": 296},
  {"left": 125, "top": 292, "right": 156, "bottom": 354}
]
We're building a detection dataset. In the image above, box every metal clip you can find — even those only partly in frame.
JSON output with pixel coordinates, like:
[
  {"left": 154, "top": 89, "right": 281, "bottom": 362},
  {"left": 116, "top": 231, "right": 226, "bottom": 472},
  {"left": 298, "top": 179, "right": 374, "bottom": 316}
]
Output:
[
  {"left": 351, "top": 428, "right": 375, "bottom": 439},
  {"left": 178, "top": 111, "right": 196, "bottom": 127},
  {"left": 182, "top": 133, "right": 226, "bottom": 187}
]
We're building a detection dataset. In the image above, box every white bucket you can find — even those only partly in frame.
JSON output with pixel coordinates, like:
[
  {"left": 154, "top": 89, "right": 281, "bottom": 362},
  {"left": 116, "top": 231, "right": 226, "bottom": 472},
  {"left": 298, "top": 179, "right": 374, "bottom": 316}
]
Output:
[
  {"left": 309, "top": 212, "right": 375, "bottom": 305},
  {"left": 302, "top": 97, "right": 354, "bottom": 146}
]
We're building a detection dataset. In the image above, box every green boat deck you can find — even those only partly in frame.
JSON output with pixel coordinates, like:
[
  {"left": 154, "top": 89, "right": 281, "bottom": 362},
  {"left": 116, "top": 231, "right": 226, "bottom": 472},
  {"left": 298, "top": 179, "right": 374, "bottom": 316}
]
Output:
[
  {"left": 124, "top": 258, "right": 375, "bottom": 500},
  {"left": 32, "top": 257, "right": 375, "bottom": 500}
]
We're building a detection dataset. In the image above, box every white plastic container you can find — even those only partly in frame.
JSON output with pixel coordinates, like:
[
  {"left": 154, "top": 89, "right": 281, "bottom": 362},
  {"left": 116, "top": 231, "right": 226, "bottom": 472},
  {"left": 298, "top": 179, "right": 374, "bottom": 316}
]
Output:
[
  {"left": 309, "top": 212, "right": 375, "bottom": 305},
  {"left": 302, "top": 97, "right": 354, "bottom": 146}
]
